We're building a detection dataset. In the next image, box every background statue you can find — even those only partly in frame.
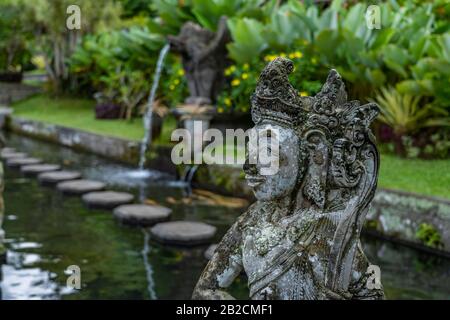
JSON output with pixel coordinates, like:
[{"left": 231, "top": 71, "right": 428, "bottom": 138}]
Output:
[
  {"left": 168, "top": 16, "right": 230, "bottom": 106},
  {"left": 193, "top": 58, "right": 385, "bottom": 300}
]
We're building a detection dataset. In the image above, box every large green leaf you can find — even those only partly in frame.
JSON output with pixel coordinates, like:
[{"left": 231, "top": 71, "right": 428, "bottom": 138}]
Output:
[
  {"left": 227, "top": 18, "right": 267, "bottom": 64},
  {"left": 383, "top": 44, "right": 411, "bottom": 78}
]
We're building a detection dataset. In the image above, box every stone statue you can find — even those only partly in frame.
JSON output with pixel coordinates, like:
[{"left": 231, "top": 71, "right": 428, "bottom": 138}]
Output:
[
  {"left": 193, "top": 58, "right": 385, "bottom": 300},
  {"left": 168, "top": 16, "right": 230, "bottom": 106}
]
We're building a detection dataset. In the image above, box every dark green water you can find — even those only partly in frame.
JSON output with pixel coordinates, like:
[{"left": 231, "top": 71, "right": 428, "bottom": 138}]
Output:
[{"left": 0, "top": 133, "right": 449, "bottom": 300}]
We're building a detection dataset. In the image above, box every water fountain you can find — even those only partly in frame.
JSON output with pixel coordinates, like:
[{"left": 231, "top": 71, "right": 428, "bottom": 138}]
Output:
[{"left": 138, "top": 43, "right": 170, "bottom": 172}]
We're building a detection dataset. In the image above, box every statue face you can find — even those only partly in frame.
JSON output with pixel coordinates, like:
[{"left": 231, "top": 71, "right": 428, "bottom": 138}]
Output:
[{"left": 244, "top": 123, "right": 301, "bottom": 201}]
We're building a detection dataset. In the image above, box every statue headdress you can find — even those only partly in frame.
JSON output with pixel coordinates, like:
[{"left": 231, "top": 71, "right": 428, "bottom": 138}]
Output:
[{"left": 251, "top": 57, "right": 380, "bottom": 294}]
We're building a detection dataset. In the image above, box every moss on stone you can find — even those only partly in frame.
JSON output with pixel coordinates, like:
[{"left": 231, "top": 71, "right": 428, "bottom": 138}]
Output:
[{"left": 415, "top": 223, "right": 444, "bottom": 249}]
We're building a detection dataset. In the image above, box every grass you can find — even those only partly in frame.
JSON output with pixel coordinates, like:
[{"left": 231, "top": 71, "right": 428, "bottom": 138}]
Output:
[
  {"left": 10, "top": 94, "right": 450, "bottom": 199},
  {"left": 379, "top": 154, "right": 449, "bottom": 199},
  {"left": 12, "top": 94, "right": 145, "bottom": 141}
]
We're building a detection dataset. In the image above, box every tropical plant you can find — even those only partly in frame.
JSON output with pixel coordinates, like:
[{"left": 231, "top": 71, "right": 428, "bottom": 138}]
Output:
[
  {"left": 225, "top": 0, "right": 450, "bottom": 106},
  {"left": 0, "top": 0, "right": 32, "bottom": 73},
  {"left": 20, "top": 0, "right": 122, "bottom": 92},
  {"left": 374, "top": 87, "right": 449, "bottom": 135},
  {"left": 158, "top": 57, "right": 188, "bottom": 108},
  {"left": 69, "top": 26, "right": 163, "bottom": 93},
  {"left": 148, "top": 0, "right": 266, "bottom": 35},
  {"left": 372, "top": 87, "right": 450, "bottom": 155}
]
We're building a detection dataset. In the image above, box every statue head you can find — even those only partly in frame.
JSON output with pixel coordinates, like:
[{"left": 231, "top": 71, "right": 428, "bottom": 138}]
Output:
[{"left": 245, "top": 57, "right": 380, "bottom": 210}]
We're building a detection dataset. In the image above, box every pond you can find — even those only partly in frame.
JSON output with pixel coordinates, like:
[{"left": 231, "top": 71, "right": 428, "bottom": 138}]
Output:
[{"left": 1, "top": 133, "right": 449, "bottom": 300}]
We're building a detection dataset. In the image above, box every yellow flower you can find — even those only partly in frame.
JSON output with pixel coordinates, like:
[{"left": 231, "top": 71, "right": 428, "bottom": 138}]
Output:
[
  {"left": 218, "top": 107, "right": 224, "bottom": 113},
  {"left": 243, "top": 63, "right": 249, "bottom": 70},
  {"left": 169, "top": 85, "right": 175, "bottom": 90},
  {"left": 288, "top": 53, "right": 296, "bottom": 59},
  {"left": 224, "top": 98, "right": 232, "bottom": 106},
  {"left": 225, "top": 65, "right": 236, "bottom": 76},
  {"left": 299, "top": 91, "right": 308, "bottom": 97},
  {"left": 174, "top": 79, "right": 180, "bottom": 85},
  {"left": 177, "top": 69, "right": 185, "bottom": 76},
  {"left": 294, "top": 51, "right": 303, "bottom": 59},
  {"left": 280, "top": 52, "right": 287, "bottom": 58},
  {"left": 311, "top": 57, "right": 317, "bottom": 64},
  {"left": 242, "top": 73, "right": 248, "bottom": 80},
  {"left": 231, "top": 79, "right": 240, "bottom": 86}
]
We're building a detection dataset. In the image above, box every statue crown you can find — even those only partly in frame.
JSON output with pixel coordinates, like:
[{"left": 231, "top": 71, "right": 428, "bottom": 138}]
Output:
[{"left": 251, "top": 57, "right": 379, "bottom": 143}]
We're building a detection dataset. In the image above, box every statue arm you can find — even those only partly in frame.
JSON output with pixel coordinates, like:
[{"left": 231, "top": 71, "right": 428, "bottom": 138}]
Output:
[
  {"left": 192, "top": 214, "right": 245, "bottom": 300},
  {"left": 196, "top": 16, "right": 230, "bottom": 63}
]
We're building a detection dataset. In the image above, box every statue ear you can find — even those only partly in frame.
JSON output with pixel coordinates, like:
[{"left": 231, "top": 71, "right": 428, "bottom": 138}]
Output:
[{"left": 302, "top": 130, "right": 329, "bottom": 209}]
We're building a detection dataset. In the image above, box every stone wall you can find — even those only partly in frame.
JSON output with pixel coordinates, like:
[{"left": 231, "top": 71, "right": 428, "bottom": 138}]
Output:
[
  {"left": 6, "top": 116, "right": 178, "bottom": 175},
  {"left": 366, "top": 189, "right": 450, "bottom": 256},
  {"left": 8, "top": 116, "right": 141, "bottom": 164},
  {"left": 0, "top": 82, "right": 41, "bottom": 105}
]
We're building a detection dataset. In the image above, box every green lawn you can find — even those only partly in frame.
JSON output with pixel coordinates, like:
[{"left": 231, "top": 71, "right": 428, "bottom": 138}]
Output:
[
  {"left": 379, "top": 154, "right": 449, "bottom": 199},
  {"left": 10, "top": 94, "right": 450, "bottom": 199},
  {"left": 12, "top": 94, "right": 145, "bottom": 140}
]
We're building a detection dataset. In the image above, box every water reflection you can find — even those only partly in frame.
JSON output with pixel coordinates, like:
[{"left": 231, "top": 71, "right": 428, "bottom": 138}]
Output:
[{"left": 0, "top": 133, "right": 449, "bottom": 300}]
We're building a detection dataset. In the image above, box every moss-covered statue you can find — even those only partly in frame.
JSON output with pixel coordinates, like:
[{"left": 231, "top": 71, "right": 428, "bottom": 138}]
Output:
[
  {"left": 193, "top": 58, "right": 384, "bottom": 300},
  {"left": 168, "top": 16, "right": 230, "bottom": 106}
]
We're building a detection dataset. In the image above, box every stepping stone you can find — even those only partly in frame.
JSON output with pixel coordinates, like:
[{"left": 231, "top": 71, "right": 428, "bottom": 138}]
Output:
[
  {"left": 57, "top": 179, "right": 106, "bottom": 195},
  {"left": 82, "top": 191, "right": 134, "bottom": 209},
  {"left": 7, "top": 157, "right": 42, "bottom": 167},
  {"left": 21, "top": 164, "right": 61, "bottom": 175},
  {"left": 1, "top": 152, "right": 27, "bottom": 160},
  {"left": 150, "top": 221, "right": 217, "bottom": 246},
  {"left": 204, "top": 244, "right": 218, "bottom": 260},
  {"left": 113, "top": 204, "right": 171, "bottom": 226},
  {"left": 38, "top": 170, "right": 82, "bottom": 185}
]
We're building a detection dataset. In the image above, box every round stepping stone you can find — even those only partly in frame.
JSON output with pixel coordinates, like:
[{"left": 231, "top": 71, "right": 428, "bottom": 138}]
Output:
[
  {"left": 204, "top": 244, "right": 218, "bottom": 260},
  {"left": 21, "top": 164, "right": 61, "bottom": 175},
  {"left": 57, "top": 179, "right": 106, "bottom": 195},
  {"left": 1, "top": 152, "right": 26, "bottom": 160},
  {"left": 150, "top": 221, "right": 217, "bottom": 246},
  {"left": 7, "top": 157, "right": 41, "bottom": 167},
  {"left": 113, "top": 204, "right": 171, "bottom": 226},
  {"left": 82, "top": 191, "right": 134, "bottom": 209},
  {"left": 38, "top": 170, "right": 82, "bottom": 185}
]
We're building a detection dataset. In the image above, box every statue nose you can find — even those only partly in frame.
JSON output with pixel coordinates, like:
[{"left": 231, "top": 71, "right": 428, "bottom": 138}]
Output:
[{"left": 243, "top": 159, "right": 258, "bottom": 175}]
